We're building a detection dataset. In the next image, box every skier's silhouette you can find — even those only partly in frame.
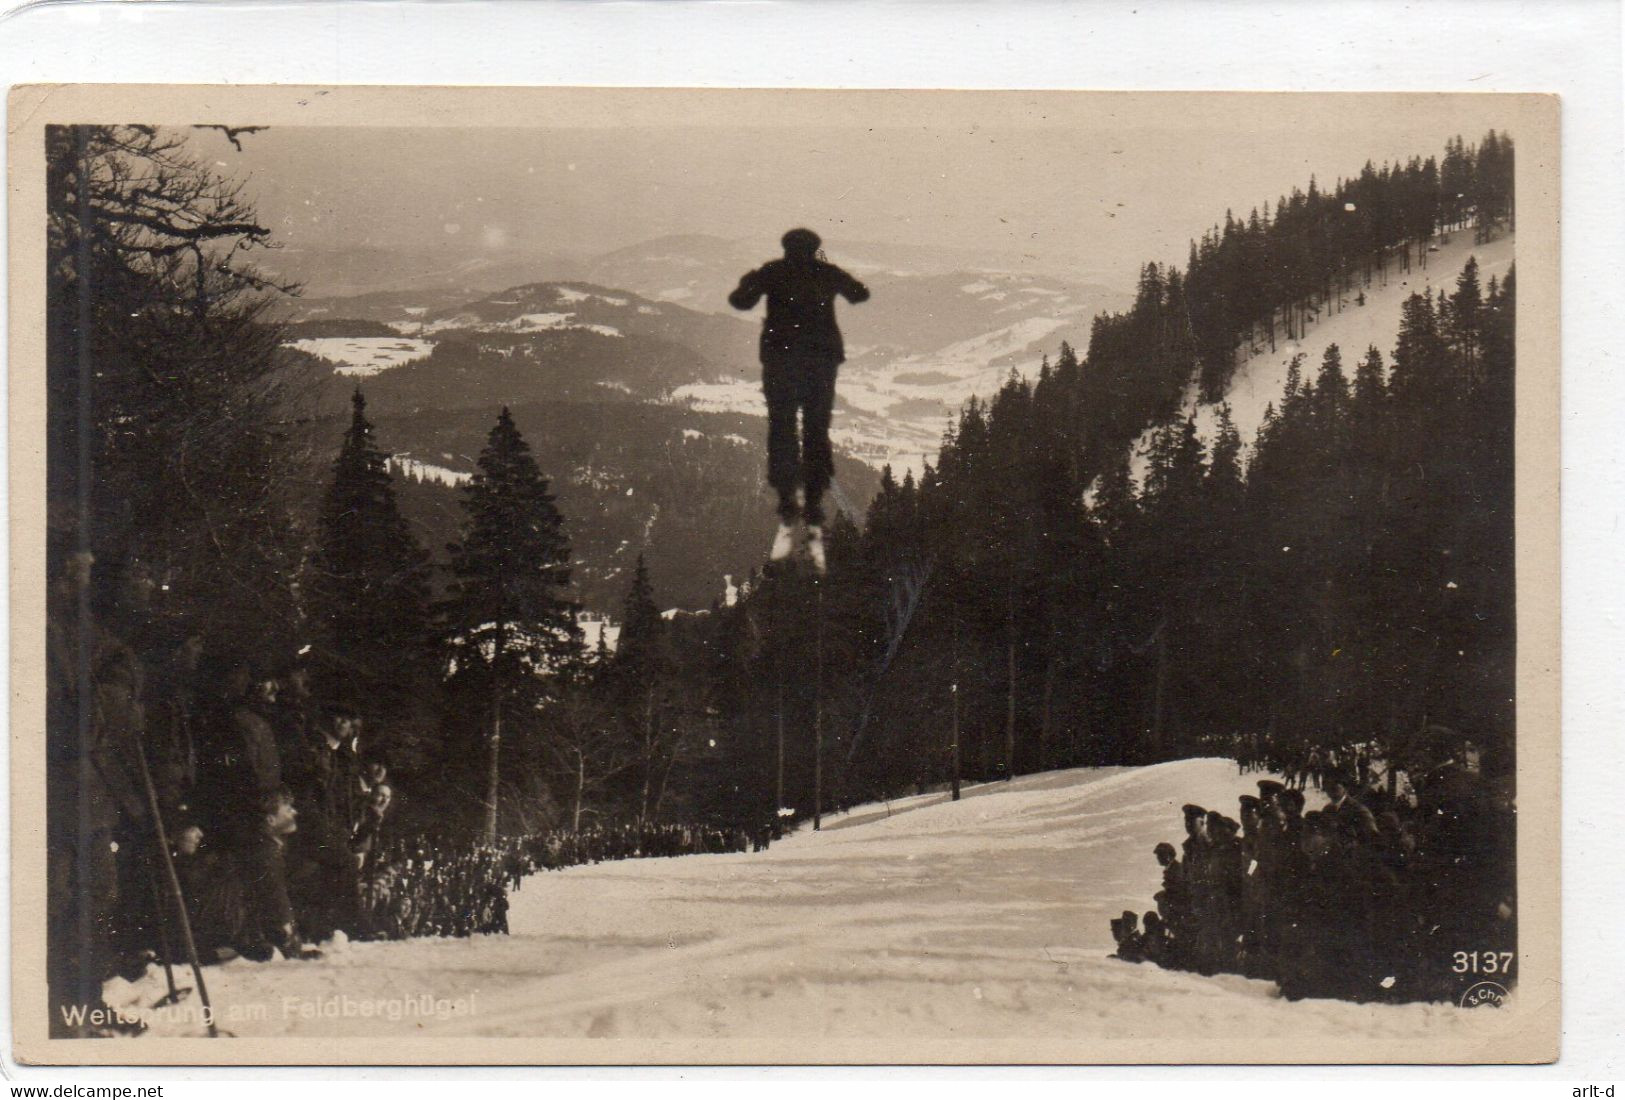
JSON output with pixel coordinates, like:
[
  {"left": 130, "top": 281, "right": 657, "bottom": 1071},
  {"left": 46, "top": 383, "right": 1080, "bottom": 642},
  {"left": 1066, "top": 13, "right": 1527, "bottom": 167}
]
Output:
[{"left": 729, "top": 228, "right": 869, "bottom": 568}]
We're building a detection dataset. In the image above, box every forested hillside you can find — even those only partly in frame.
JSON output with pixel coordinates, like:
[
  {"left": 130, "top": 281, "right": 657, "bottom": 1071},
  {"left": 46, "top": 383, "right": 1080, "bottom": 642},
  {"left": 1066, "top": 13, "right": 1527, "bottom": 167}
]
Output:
[
  {"left": 332, "top": 400, "right": 877, "bottom": 612},
  {"left": 273, "top": 286, "right": 876, "bottom": 613}
]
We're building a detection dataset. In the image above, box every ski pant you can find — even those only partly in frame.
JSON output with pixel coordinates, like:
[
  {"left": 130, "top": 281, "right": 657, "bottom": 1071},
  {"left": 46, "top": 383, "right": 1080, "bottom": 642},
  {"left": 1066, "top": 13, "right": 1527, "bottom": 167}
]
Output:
[{"left": 762, "top": 350, "right": 838, "bottom": 524}]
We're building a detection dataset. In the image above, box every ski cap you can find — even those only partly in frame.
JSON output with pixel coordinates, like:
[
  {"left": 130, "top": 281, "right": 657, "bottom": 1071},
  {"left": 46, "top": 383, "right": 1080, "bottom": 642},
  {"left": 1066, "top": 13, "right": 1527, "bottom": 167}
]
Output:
[{"left": 781, "top": 227, "right": 821, "bottom": 257}]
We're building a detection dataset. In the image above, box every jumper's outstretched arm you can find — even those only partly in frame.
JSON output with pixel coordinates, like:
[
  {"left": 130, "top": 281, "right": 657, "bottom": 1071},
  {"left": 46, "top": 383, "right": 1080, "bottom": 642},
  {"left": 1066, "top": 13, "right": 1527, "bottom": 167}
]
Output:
[{"left": 729, "top": 269, "right": 765, "bottom": 310}]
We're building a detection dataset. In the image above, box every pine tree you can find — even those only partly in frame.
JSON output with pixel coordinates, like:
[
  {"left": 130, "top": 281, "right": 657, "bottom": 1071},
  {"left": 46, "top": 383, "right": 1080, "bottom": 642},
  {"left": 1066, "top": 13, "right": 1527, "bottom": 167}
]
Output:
[
  {"left": 1312, "top": 343, "right": 1351, "bottom": 445},
  {"left": 1447, "top": 255, "right": 1484, "bottom": 384},
  {"left": 1441, "top": 134, "right": 1472, "bottom": 229},
  {"left": 443, "top": 407, "right": 581, "bottom": 841},
  {"left": 1281, "top": 353, "right": 1306, "bottom": 410},
  {"left": 618, "top": 554, "right": 661, "bottom": 664},
  {"left": 1208, "top": 404, "right": 1244, "bottom": 504},
  {"left": 1091, "top": 455, "right": 1139, "bottom": 547},
  {"left": 609, "top": 553, "right": 702, "bottom": 822},
  {"left": 1172, "top": 415, "right": 1207, "bottom": 501},
  {"left": 1353, "top": 344, "right": 1386, "bottom": 417},
  {"left": 307, "top": 389, "right": 435, "bottom": 734},
  {"left": 1389, "top": 292, "right": 1446, "bottom": 410}
]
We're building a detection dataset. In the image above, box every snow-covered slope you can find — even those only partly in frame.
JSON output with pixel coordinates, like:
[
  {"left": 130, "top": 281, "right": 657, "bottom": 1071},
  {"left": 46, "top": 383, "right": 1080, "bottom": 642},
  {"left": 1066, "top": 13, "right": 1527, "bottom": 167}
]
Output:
[
  {"left": 286, "top": 336, "right": 436, "bottom": 377},
  {"left": 385, "top": 455, "right": 472, "bottom": 488},
  {"left": 1134, "top": 230, "right": 1514, "bottom": 482},
  {"left": 109, "top": 759, "right": 1485, "bottom": 1054}
]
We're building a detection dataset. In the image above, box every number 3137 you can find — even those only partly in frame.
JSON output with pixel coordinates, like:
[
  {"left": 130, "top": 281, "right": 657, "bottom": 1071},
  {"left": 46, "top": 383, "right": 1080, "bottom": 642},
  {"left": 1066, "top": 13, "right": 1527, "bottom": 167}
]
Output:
[{"left": 1454, "top": 951, "right": 1514, "bottom": 974}]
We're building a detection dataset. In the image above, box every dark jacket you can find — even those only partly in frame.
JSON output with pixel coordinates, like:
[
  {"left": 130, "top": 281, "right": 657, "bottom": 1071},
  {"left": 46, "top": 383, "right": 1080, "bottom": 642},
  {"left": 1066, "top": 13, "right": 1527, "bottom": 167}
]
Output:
[
  {"left": 1326, "top": 793, "right": 1380, "bottom": 840},
  {"left": 290, "top": 737, "right": 359, "bottom": 862},
  {"left": 47, "top": 618, "right": 150, "bottom": 837},
  {"left": 226, "top": 703, "right": 282, "bottom": 799},
  {"left": 729, "top": 257, "right": 869, "bottom": 363}
]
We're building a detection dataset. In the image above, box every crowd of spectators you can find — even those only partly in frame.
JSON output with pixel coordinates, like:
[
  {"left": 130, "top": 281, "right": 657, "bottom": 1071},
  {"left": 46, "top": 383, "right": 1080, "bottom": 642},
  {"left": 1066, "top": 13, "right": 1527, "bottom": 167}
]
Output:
[
  {"left": 1231, "top": 736, "right": 1420, "bottom": 802},
  {"left": 1111, "top": 734, "right": 1516, "bottom": 1003},
  {"left": 504, "top": 820, "right": 772, "bottom": 877},
  {"left": 353, "top": 822, "right": 770, "bottom": 941},
  {"left": 47, "top": 556, "right": 381, "bottom": 1034},
  {"left": 45, "top": 554, "right": 774, "bottom": 1037}
]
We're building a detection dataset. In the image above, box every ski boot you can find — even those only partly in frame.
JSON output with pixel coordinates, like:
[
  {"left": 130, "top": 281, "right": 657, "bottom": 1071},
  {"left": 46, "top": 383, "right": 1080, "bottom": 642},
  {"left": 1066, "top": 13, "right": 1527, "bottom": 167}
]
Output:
[
  {"left": 770, "top": 520, "right": 799, "bottom": 562},
  {"left": 802, "top": 525, "right": 827, "bottom": 574}
]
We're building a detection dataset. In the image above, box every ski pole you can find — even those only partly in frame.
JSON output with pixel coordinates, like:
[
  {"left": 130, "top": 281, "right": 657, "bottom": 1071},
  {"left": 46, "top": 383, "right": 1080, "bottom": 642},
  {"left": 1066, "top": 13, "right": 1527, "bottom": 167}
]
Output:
[
  {"left": 134, "top": 739, "right": 218, "bottom": 1037},
  {"left": 813, "top": 576, "right": 824, "bottom": 831},
  {"left": 145, "top": 863, "right": 183, "bottom": 1005}
]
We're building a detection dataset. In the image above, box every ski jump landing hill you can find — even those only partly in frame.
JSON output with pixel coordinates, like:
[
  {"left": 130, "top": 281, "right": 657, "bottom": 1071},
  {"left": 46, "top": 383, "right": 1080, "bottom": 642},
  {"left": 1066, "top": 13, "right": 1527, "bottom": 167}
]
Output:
[{"left": 112, "top": 759, "right": 1485, "bottom": 1048}]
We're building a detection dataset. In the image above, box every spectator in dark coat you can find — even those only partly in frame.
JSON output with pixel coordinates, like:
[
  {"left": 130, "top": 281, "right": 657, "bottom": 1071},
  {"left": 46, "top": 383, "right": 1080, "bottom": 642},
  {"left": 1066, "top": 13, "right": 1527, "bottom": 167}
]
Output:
[
  {"left": 1323, "top": 772, "right": 1379, "bottom": 840},
  {"left": 287, "top": 707, "right": 363, "bottom": 940},
  {"left": 46, "top": 553, "right": 152, "bottom": 1035},
  {"left": 268, "top": 659, "right": 316, "bottom": 770},
  {"left": 200, "top": 660, "right": 283, "bottom": 840},
  {"left": 145, "top": 631, "right": 204, "bottom": 823},
  {"left": 169, "top": 817, "right": 240, "bottom": 962},
  {"left": 235, "top": 789, "right": 319, "bottom": 962}
]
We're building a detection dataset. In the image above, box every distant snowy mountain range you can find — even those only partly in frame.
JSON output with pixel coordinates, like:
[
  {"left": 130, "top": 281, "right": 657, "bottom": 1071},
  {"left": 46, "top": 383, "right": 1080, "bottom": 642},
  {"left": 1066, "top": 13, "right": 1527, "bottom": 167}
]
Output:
[
  {"left": 274, "top": 234, "right": 1130, "bottom": 610},
  {"left": 282, "top": 233, "right": 1132, "bottom": 475},
  {"left": 273, "top": 229, "right": 1509, "bottom": 612}
]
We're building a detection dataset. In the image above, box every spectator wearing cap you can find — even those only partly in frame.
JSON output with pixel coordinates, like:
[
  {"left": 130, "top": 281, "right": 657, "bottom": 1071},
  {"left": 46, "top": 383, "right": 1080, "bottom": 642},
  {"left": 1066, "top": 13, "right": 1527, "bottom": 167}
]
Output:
[
  {"left": 1253, "top": 784, "right": 1298, "bottom": 976},
  {"left": 167, "top": 815, "right": 242, "bottom": 961},
  {"left": 1154, "top": 841, "right": 1181, "bottom": 897},
  {"left": 1237, "top": 795, "right": 1268, "bottom": 975},
  {"left": 1178, "top": 805, "right": 1211, "bottom": 960},
  {"left": 1179, "top": 803, "right": 1207, "bottom": 864},
  {"left": 208, "top": 659, "right": 284, "bottom": 838},
  {"left": 1152, "top": 841, "right": 1189, "bottom": 965},
  {"left": 1110, "top": 910, "right": 1144, "bottom": 962},
  {"left": 1205, "top": 812, "right": 1245, "bottom": 973},
  {"left": 1275, "top": 811, "right": 1336, "bottom": 998}
]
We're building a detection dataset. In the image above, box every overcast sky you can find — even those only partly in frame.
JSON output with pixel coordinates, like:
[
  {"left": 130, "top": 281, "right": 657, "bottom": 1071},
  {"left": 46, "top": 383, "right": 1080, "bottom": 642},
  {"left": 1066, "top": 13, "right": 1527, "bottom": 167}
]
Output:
[{"left": 213, "top": 94, "right": 1521, "bottom": 287}]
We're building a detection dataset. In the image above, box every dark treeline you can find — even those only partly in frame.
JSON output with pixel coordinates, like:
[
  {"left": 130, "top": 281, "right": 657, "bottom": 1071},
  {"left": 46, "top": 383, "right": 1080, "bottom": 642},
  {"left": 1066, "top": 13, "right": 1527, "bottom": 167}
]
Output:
[
  {"left": 728, "top": 259, "right": 1513, "bottom": 814},
  {"left": 710, "top": 130, "right": 1516, "bottom": 821}
]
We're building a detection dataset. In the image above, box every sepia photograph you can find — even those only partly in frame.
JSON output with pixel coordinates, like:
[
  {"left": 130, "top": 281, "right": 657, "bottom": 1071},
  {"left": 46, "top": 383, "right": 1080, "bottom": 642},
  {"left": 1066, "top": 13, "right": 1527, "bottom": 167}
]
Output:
[{"left": 8, "top": 85, "right": 1560, "bottom": 1065}]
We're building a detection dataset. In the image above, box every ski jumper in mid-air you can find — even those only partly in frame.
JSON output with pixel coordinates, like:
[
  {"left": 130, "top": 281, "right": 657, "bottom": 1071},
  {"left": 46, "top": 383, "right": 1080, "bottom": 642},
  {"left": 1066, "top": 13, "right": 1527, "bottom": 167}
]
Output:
[{"left": 728, "top": 228, "right": 870, "bottom": 571}]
